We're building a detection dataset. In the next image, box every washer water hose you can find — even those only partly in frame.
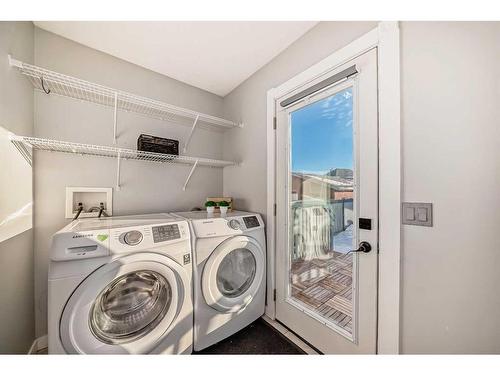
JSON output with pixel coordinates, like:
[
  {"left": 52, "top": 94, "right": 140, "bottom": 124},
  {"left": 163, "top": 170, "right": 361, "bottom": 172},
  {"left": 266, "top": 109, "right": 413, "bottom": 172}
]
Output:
[{"left": 72, "top": 203, "right": 83, "bottom": 221}]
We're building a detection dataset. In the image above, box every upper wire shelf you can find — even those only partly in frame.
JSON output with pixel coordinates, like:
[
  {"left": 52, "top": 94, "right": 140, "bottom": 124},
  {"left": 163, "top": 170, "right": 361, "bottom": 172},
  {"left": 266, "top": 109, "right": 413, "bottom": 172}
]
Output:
[
  {"left": 10, "top": 135, "right": 236, "bottom": 168},
  {"left": 9, "top": 56, "right": 242, "bottom": 130}
]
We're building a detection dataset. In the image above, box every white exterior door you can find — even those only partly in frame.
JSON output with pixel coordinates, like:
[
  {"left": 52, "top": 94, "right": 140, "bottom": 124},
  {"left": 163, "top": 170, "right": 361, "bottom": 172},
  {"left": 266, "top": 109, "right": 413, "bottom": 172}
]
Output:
[{"left": 275, "top": 49, "right": 378, "bottom": 354}]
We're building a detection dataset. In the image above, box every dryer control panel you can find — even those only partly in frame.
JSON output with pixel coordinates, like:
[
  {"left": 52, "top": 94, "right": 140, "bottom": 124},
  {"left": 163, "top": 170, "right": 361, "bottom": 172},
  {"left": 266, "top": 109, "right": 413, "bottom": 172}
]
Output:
[
  {"left": 243, "top": 216, "right": 260, "bottom": 229},
  {"left": 192, "top": 214, "right": 264, "bottom": 238}
]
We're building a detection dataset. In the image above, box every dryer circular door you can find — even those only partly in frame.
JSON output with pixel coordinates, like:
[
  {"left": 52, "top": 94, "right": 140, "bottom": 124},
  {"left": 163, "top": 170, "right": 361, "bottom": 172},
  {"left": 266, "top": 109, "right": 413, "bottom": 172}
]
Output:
[
  {"left": 60, "top": 252, "right": 188, "bottom": 354},
  {"left": 202, "top": 235, "right": 265, "bottom": 313}
]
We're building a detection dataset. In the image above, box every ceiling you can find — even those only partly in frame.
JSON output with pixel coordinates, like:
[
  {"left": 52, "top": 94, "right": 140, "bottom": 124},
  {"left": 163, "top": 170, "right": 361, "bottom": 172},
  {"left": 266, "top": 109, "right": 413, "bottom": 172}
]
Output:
[{"left": 34, "top": 21, "right": 318, "bottom": 97}]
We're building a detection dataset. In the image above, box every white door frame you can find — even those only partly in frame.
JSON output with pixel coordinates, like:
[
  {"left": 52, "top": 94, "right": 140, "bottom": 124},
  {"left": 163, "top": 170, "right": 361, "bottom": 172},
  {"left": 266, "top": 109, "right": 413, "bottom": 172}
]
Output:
[{"left": 266, "top": 21, "right": 401, "bottom": 354}]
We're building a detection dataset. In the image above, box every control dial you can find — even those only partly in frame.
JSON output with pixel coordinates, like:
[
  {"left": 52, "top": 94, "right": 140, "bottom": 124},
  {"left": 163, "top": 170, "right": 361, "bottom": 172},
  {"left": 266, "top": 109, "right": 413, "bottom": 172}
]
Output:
[
  {"left": 123, "top": 230, "right": 143, "bottom": 246},
  {"left": 228, "top": 219, "right": 241, "bottom": 230}
]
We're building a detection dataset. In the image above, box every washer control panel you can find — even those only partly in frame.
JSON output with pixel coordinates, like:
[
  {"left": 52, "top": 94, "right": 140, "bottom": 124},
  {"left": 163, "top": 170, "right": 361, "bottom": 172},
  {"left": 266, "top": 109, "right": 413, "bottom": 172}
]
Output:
[
  {"left": 110, "top": 221, "right": 189, "bottom": 253},
  {"left": 51, "top": 217, "right": 191, "bottom": 261},
  {"left": 152, "top": 224, "right": 181, "bottom": 243}
]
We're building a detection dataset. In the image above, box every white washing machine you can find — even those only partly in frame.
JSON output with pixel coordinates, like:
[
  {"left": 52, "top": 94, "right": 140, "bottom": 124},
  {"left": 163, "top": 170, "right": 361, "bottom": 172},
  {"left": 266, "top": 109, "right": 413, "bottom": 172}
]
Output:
[
  {"left": 48, "top": 214, "right": 193, "bottom": 354},
  {"left": 171, "top": 210, "right": 266, "bottom": 351}
]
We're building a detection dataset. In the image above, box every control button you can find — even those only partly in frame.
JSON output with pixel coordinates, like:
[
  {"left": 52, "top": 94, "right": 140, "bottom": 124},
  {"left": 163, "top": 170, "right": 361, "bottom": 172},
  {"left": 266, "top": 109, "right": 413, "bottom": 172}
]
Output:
[
  {"left": 228, "top": 219, "right": 241, "bottom": 230},
  {"left": 123, "top": 230, "right": 143, "bottom": 245}
]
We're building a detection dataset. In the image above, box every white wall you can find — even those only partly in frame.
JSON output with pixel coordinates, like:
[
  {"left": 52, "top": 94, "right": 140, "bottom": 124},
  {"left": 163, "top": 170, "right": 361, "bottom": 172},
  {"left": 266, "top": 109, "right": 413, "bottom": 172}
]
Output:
[
  {"left": 0, "top": 21, "right": 35, "bottom": 353},
  {"left": 223, "top": 21, "right": 500, "bottom": 353},
  {"left": 33, "top": 27, "right": 227, "bottom": 337},
  {"left": 399, "top": 21, "right": 500, "bottom": 354}
]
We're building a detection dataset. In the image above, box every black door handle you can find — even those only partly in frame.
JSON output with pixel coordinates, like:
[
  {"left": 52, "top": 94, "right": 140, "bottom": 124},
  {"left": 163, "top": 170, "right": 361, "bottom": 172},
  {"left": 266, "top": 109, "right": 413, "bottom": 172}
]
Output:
[{"left": 346, "top": 241, "right": 372, "bottom": 254}]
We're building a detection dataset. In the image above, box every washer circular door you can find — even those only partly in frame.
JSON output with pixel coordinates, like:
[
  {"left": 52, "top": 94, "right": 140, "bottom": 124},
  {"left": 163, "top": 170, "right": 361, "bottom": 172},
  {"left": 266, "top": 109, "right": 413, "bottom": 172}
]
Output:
[
  {"left": 60, "top": 252, "right": 187, "bottom": 354},
  {"left": 202, "top": 235, "right": 265, "bottom": 313}
]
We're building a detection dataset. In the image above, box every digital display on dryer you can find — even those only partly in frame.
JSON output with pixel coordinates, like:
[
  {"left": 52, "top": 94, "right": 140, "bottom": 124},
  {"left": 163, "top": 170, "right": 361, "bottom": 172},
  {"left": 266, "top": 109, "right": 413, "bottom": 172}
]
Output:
[
  {"left": 243, "top": 216, "right": 260, "bottom": 229},
  {"left": 152, "top": 224, "right": 180, "bottom": 243}
]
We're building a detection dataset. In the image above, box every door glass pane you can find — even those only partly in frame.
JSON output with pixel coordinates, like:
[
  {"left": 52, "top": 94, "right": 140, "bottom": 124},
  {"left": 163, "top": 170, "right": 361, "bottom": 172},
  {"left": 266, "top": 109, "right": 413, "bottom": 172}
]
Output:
[
  {"left": 90, "top": 270, "right": 172, "bottom": 344},
  {"left": 217, "top": 248, "right": 257, "bottom": 298},
  {"left": 289, "top": 87, "right": 355, "bottom": 335}
]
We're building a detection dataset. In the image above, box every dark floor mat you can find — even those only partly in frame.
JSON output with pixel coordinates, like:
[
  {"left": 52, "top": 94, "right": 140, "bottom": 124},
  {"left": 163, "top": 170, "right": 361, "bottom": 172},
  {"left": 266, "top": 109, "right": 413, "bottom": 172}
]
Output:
[{"left": 194, "top": 318, "right": 304, "bottom": 355}]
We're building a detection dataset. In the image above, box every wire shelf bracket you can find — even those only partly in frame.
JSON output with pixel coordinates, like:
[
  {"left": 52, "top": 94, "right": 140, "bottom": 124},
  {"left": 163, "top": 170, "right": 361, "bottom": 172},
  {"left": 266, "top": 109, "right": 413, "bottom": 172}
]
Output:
[
  {"left": 183, "top": 159, "right": 199, "bottom": 191},
  {"left": 113, "top": 92, "right": 118, "bottom": 144},
  {"left": 183, "top": 114, "right": 199, "bottom": 153},
  {"left": 8, "top": 55, "right": 244, "bottom": 138},
  {"left": 116, "top": 151, "right": 121, "bottom": 190}
]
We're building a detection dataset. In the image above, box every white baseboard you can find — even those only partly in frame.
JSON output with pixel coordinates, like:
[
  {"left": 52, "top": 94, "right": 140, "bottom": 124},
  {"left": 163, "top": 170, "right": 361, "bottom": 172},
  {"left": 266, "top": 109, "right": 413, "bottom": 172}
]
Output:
[{"left": 28, "top": 335, "right": 48, "bottom": 354}]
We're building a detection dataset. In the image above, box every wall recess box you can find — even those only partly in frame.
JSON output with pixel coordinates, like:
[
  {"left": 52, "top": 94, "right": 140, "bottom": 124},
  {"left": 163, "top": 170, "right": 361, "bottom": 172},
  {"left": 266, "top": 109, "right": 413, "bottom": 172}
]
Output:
[{"left": 65, "top": 187, "right": 113, "bottom": 219}]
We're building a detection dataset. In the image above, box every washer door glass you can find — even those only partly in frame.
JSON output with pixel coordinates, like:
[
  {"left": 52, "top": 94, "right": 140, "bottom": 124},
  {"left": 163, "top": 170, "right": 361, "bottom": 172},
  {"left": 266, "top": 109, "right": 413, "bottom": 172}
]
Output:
[
  {"left": 216, "top": 248, "right": 257, "bottom": 298},
  {"left": 90, "top": 270, "right": 172, "bottom": 344}
]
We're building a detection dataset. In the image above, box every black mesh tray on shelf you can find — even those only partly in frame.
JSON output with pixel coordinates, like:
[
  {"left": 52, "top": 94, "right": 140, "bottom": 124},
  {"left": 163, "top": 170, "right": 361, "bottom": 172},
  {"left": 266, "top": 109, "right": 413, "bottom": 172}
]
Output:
[{"left": 137, "top": 134, "right": 179, "bottom": 158}]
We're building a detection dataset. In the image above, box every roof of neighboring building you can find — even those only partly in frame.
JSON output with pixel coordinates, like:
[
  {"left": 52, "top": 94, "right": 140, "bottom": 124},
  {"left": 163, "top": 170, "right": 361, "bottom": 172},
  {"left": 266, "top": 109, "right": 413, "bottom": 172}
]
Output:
[{"left": 292, "top": 172, "right": 353, "bottom": 192}]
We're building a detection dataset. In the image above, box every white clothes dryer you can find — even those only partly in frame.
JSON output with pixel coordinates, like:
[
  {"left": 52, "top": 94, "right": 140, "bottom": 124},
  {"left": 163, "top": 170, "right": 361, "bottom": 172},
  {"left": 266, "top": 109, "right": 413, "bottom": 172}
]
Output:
[
  {"left": 171, "top": 211, "right": 266, "bottom": 351},
  {"left": 48, "top": 214, "right": 193, "bottom": 354}
]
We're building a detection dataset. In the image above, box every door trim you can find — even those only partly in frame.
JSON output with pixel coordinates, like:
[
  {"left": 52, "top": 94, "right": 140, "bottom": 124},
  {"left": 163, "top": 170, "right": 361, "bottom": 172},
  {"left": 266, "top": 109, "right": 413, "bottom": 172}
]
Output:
[{"left": 266, "top": 21, "right": 401, "bottom": 354}]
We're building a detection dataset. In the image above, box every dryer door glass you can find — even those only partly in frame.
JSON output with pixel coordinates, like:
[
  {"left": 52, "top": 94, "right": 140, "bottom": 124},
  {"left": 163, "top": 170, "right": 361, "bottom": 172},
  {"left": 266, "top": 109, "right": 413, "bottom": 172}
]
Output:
[
  {"left": 90, "top": 270, "right": 172, "bottom": 344},
  {"left": 216, "top": 248, "right": 257, "bottom": 298}
]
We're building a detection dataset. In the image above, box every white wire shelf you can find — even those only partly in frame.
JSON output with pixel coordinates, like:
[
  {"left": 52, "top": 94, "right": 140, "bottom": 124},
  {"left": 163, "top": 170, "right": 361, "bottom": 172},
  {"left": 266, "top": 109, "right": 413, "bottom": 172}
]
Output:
[
  {"left": 9, "top": 135, "right": 236, "bottom": 168},
  {"left": 9, "top": 56, "right": 242, "bottom": 130}
]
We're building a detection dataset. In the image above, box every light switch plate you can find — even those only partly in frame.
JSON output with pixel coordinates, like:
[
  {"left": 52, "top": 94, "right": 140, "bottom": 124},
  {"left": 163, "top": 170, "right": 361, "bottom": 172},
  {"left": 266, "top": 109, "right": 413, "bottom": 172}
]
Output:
[{"left": 402, "top": 202, "right": 432, "bottom": 227}]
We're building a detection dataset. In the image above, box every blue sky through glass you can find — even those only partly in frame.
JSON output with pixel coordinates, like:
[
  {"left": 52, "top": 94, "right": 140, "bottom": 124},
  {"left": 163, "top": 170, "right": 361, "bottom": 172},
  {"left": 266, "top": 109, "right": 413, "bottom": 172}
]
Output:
[{"left": 291, "top": 87, "right": 353, "bottom": 174}]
